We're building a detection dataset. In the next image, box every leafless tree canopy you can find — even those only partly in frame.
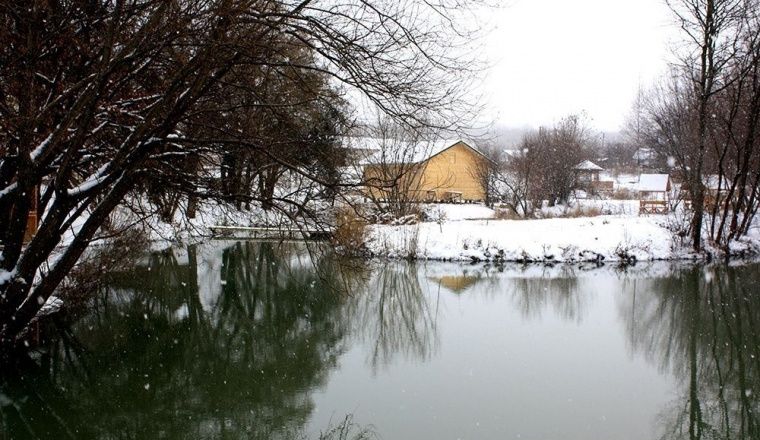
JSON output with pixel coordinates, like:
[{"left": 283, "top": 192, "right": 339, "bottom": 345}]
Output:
[
  {"left": 0, "top": 0, "right": 490, "bottom": 356},
  {"left": 637, "top": 0, "right": 760, "bottom": 250},
  {"left": 501, "top": 114, "right": 596, "bottom": 212}
]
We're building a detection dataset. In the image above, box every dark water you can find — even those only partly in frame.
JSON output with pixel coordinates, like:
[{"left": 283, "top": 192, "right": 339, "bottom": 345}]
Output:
[{"left": 2, "top": 241, "right": 759, "bottom": 440}]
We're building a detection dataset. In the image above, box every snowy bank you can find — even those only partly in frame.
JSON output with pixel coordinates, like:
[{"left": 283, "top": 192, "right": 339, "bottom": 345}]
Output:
[{"left": 365, "top": 215, "right": 760, "bottom": 263}]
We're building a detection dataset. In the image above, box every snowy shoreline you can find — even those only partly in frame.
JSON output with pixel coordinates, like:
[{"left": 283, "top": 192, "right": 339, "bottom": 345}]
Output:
[
  {"left": 115, "top": 201, "right": 760, "bottom": 265},
  {"left": 365, "top": 215, "right": 760, "bottom": 264}
]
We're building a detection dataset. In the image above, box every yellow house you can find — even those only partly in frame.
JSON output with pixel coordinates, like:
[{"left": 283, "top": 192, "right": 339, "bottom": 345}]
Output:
[{"left": 362, "top": 140, "right": 491, "bottom": 203}]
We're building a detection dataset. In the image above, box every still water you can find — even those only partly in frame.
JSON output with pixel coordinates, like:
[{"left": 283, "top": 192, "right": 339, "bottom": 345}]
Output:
[{"left": 2, "top": 240, "right": 759, "bottom": 440}]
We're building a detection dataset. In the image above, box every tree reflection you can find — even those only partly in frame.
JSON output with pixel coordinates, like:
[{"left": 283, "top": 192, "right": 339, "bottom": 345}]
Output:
[
  {"left": 348, "top": 261, "right": 438, "bottom": 373},
  {"left": 1, "top": 241, "right": 350, "bottom": 440},
  {"left": 507, "top": 265, "right": 585, "bottom": 323},
  {"left": 623, "top": 265, "right": 760, "bottom": 440}
]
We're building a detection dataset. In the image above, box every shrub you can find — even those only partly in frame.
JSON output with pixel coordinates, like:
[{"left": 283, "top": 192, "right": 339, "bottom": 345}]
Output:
[
  {"left": 494, "top": 208, "right": 523, "bottom": 220},
  {"left": 612, "top": 188, "right": 636, "bottom": 200},
  {"left": 332, "top": 207, "right": 369, "bottom": 257},
  {"left": 540, "top": 205, "right": 603, "bottom": 219},
  {"left": 57, "top": 221, "right": 150, "bottom": 309}
]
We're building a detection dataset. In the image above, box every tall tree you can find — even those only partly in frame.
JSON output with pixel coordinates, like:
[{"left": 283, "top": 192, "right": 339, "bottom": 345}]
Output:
[
  {"left": 0, "top": 0, "right": 488, "bottom": 358},
  {"left": 665, "top": 0, "right": 747, "bottom": 251}
]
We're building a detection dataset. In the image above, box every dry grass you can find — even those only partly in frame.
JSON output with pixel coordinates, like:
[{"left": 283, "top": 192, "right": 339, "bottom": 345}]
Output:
[
  {"left": 541, "top": 205, "right": 604, "bottom": 219},
  {"left": 494, "top": 208, "right": 523, "bottom": 220},
  {"left": 332, "top": 206, "right": 369, "bottom": 256}
]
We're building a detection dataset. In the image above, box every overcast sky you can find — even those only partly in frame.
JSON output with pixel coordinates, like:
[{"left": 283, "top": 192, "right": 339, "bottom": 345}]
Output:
[{"left": 481, "top": 0, "right": 677, "bottom": 132}]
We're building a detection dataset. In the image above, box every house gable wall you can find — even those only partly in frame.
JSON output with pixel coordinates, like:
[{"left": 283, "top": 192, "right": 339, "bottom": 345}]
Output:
[{"left": 418, "top": 142, "right": 486, "bottom": 201}]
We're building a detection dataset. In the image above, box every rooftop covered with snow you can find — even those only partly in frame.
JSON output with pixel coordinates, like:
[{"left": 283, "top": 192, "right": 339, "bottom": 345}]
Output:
[
  {"left": 638, "top": 174, "right": 671, "bottom": 192},
  {"left": 573, "top": 160, "right": 604, "bottom": 171},
  {"left": 342, "top": 137, "right": 482, "bottom": 165}
]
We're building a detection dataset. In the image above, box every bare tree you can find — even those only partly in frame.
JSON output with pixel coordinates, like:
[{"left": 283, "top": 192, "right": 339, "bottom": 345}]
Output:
[
  {"left": 357, "top": 120, "right": 436, "bottom": 218},
  {"left": 514, "top": 115, "right": 595, "bottom": 208},
  {"left": 707, "top": 6, "right": 760, "bottom": 245},
  {"left": 639, "top": 0, "right": 760, "bottom": 250},
  {"left": 467, "top": 145, "right": 501, "bottom": 208},
  {"left": 0, "top": 0, "right": 490, "bottom": 358},
  {"left": 664, "top": 0, "right": 748, "bottom": 251},
  {"left": 499, "top": 147, "right": 536, "bottom": 216}
]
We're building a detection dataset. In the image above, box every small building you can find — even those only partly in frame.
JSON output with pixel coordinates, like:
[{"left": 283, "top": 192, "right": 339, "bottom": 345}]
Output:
[
  {"left": 704, "top": 174, "right": 731, "bottom": 210},
  {"left": 573, "top": 160, "right": 604, "bottom": 184},
  {"left": 681, "top": 174, "right": 732, "bottom": 211},
  {"left": 573, "top": 160, "right": 614, "bottom": 196},
  {"left": 362, "top": 139, "right": 492, "bottom": 203},
  {"left": 638, "top": 174, "right": 671, "bottom": 214}
]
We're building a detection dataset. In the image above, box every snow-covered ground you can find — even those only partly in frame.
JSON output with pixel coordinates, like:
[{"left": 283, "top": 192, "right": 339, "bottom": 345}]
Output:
[
  {"left": 129, "top": 199, "right": 760, "bottom": 263},
  {"left": 422, "top": 200, "right": 640, "bottom": 222},
  {"left": 366, "top": 207, "right": 760, "bottom": 263},
  {"left": 367, "top": 215, "right": 682, "bottom": 262},
  {"left": 422, "top": 203, "right": 496, "bottom": 220}
]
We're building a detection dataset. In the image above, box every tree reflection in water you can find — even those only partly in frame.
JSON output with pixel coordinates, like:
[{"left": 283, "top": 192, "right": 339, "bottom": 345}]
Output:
[
  {"left": 347, "top": 261, "right": 439, "bottom": 373},
  {"left": 621, "top": 265, "right": 760, "bottom": 440},
  {"left": 505, "top": 265, "right": 585, "bottom": 323},
  {"left": 0, "top": 241, "right": 353, "bottom": 440}
]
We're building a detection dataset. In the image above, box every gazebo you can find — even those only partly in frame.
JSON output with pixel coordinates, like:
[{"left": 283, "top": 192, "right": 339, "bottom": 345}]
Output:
[
  {"left": 638, "top": 174, "right": 671, "bottom": 214},
  {"left": 573, "top": 160, "right": 604, "bottom": 184}
]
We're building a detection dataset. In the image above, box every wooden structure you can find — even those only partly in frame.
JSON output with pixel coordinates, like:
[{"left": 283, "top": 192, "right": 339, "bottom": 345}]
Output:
[
  {"left": 209, "top": 225, "right": 330, "bottom": 240},
  {"left": 704, "top": 175, "right": 730, "bottom": 211},
  {"left": 592, "top": 180, "right": 614, "bottom": 195},
  {"left": 0, "top": 185, "right": 39, "bottom": 245},
  {"left": 638, "top": 174, "right": 671, "bottom": 214},
  {"left": 679, "top": 174, "right": 731, "bottom": 211},
  {"left": 574, "top": 160, "right": 614, "bottom": 197},
  {"left": 573, "top": 160, "right": 603, "bottom": 184},
  {"left": 362, "top": 140, "right": 491, "bottom": 203}
]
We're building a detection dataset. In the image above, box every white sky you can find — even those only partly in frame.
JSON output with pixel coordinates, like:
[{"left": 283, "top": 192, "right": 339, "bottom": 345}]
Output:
[{"left": 481, "top": 0, "right": 677, "bottom": 132}]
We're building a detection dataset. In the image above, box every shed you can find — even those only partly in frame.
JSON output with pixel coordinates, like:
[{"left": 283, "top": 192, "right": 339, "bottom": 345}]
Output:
[{"left": 638, "top": 174, "right": 671, "bottom": 214}]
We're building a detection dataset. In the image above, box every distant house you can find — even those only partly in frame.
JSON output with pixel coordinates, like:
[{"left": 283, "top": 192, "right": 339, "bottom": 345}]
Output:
[
  {"left": 633, "top": 148, "right": 658, "bottom": 168},
  {"left": 361, "top": 139, "right": 491, "bottom": 203},
  {"left": 681, "top": 174, "right": 732, "bottom": 211},
  {"left": 704, "top": 174, "right": 731, "bottom": 210},
  {"left": 638, "top": 174, "right": 671, "bottom": 214}
]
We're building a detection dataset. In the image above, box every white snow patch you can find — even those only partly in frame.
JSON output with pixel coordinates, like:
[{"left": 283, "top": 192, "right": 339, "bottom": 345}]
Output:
[{"left": 367, "top": 215, "right": 686, "bottom": 263}]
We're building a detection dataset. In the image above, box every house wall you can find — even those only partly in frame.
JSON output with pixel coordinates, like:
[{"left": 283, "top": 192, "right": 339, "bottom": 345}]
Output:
[
  {"left": 419, "top": 143, "right": 487, "bottom": 201},
  {"left": 361, "top": 142, "right": 487, "bottom": 202},
  {"left": 362, "top": 162, "right": 426, "bottom": 201}
]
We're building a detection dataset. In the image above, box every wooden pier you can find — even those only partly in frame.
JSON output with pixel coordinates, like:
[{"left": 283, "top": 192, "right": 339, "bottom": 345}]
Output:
[{"left": 208, "top": 225, "right": 332, "bottom": 240}]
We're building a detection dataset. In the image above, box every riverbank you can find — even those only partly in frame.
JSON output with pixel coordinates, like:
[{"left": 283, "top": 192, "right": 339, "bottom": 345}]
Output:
[
  {"left": 365, "top": 214, "right": 760, "bottom": 263},
  {"left": 107, "top": 200, "right": 760, "bottom": 264}
]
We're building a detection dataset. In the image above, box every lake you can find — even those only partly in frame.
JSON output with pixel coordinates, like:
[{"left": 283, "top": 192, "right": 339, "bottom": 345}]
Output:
[{"left": 2, "top": 240, "right": 758, "bottom": 440}]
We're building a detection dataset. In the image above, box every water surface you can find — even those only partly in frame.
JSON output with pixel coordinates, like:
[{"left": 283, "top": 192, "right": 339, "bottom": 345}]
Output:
[{"left": 2, "top": 241, "right": 758, "bottom": 440}]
